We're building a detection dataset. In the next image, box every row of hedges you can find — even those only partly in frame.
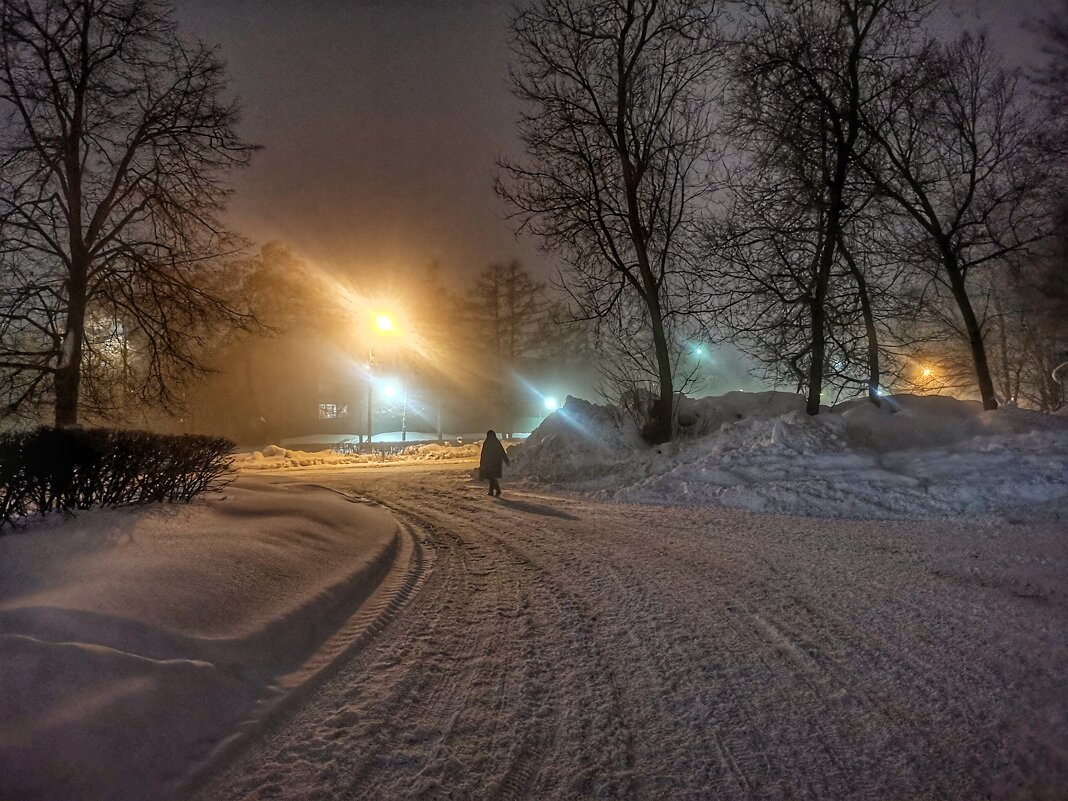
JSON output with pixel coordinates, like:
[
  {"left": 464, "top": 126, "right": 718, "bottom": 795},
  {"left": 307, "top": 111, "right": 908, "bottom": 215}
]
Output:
[{"left": 0, "top": 428, "right": 235, "bottom": 528}]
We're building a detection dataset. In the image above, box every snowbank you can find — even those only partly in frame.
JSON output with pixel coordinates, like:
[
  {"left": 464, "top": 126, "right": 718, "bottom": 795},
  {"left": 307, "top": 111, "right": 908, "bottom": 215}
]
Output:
[
  {"left": 505, "top": 396, "right": 647, "bottom": 484},
  {"left": 509, "top": 393, "right": 1068, "bottom": 520},
  {"left": 0, "top": 479, "right": 399, "bottom": 801},
  {"left": 234, "top": 441, "right": 480, "bottom": 470}
]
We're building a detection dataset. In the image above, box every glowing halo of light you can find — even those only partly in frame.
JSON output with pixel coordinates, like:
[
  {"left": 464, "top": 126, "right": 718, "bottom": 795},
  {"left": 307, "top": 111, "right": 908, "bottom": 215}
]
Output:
[{"left": 543, "top": 396, "right": 560, "bottom": 412}]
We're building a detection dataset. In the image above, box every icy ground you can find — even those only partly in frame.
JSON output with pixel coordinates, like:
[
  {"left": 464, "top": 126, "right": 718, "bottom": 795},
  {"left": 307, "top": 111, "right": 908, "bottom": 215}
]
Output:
[
  {"left": 509, "top": 392, "right": 1068, "bottom": 520},
  {"left": 4, "top": 387, "right": 1066, "bottom": 799},
  {"left": 0, "top": 480, "right": 399, "bottom": 801},
  {"left": 195, "top": 466, "right": 1067, "bottom": 800}
]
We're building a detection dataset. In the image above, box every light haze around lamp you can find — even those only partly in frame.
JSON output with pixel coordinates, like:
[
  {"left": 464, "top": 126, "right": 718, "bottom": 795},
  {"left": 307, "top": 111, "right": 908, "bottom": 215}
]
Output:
[{"left": 366, "top": 311, "right": 398, "bottom": 447}]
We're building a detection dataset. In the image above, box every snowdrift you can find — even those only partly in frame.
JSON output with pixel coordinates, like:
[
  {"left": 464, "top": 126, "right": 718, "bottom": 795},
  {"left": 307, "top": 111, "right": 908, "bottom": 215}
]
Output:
[
  {"left": 509, "top": 393, "right": 1068, "bottom": 520},
  {"left": 234, "top": 441, "right": 481, "bottom": 469},
  {"left": 505, "top": 396, "right": 647, "bottom": 485},
  {"left": 0, "top": 479, "right": 399, "bottom": 801}
]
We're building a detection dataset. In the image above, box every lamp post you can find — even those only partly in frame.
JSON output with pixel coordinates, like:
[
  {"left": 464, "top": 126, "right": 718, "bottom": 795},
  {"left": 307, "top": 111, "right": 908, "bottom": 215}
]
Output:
[
  {"left": 366, "top": 345, "right": 374, "bottom": 447},
  {"left": 367, "top": 313, "right": 396, "bottom": 448}
]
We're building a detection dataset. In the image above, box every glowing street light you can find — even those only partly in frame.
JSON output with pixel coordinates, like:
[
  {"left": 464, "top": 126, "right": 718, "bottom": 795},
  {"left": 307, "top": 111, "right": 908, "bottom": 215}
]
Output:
[{"left": 366, "top": 309, "right": 400, "bottom": 446}]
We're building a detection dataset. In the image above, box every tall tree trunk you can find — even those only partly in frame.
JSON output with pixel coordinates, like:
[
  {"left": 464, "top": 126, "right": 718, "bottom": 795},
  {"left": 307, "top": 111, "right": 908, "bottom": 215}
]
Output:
[
  {"left": 55, "top": 263, "right": 87, "bottom": 428},
  {"left": 942, "top": 248, "right": 998, "bottom": 410},
  {"left": 806, "top": 211, "right": 841, "bottom": 416},
  {"left": 616, "top": 11, "right": 674, "bottom": 444},
  {"left": 840, "top": 238, "right": 881, "bottom": 406},
  {"left": 806, "top": 290, "right": 827, "bottom": 415},
  {"left": 56, "top": 54, "right": 88, "bottom": 429},
  {"left": 620, "top": 148, "right": 674, "bottom": 442},
  {"left": 807, "top": 6, "right": 865, "bottom": 416},
  {"left": 645, "top": 292, "right": 675, "bottom": 444}
]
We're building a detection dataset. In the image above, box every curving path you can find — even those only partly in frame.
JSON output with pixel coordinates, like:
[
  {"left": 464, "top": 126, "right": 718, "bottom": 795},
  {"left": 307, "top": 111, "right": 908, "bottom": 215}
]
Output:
[{"left": 195, "top": 464, "right": 1068, "bottom": 800}]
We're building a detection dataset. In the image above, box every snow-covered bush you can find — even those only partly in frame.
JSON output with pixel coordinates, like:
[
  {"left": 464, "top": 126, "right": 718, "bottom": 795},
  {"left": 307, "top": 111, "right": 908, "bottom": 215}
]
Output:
[{"left": 0, "top": 429, "right": 234, "bottom": 528}]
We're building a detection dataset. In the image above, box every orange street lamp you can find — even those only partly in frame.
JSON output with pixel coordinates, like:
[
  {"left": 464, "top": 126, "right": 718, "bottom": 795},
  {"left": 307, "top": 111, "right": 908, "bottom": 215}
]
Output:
[{"left": 367, "top": 311, "right": 399, "bottom": 447}]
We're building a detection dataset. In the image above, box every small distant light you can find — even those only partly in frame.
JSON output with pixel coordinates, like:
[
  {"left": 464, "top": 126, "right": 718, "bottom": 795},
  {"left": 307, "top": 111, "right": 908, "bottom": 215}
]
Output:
[
  {"left": 694, "top": 346, "right": 704, "bottom": 356},
  {"left": 876, "top": 388, "right": 887, "bottom": 397},
  {"left": 544, "top": 396, "right": 559, "bottom": 412},
  {"left": 921, "top": 367, "right": 933, "bottom": 378}
]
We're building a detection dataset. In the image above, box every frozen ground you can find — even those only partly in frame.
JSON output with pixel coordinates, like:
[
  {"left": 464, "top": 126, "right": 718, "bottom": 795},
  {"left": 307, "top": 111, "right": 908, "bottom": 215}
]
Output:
[
  {"left": 0, "top": 479, "right": 399, "bottom": 801},
  {"left": 510, "top": 392, "right": 1068, "bottom": 520},
  {"left": 4, "top": 389, "right": 1066, "bottom": 799},
  {"left": 195, "top": 465, "right": 1068, "bottom": 800}
]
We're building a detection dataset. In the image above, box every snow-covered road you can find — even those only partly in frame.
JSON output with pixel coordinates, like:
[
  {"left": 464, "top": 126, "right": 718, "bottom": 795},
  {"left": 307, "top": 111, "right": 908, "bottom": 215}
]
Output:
[{"left": 195, "top": 465, "right": 1067, "bottom": 800}]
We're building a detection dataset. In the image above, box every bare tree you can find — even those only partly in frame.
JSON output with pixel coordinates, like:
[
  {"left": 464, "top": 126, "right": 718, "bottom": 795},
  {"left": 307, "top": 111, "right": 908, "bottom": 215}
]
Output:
[
  {"left": 987, "top": 268, "right": 1066, "bottom": 412},
  {"left": 709, "top": 163, "right": 909, "bottom": 405},
  {"left": 720, "top": 0, "right": 931, "bottom": 412},
  {"left": 726, "top": 0, "right": 929, "bottom": 412},
  {"left": 465, "top": 260, "right": 554, "bottom": 433},
  {"left": 0, "top": 0, "right": 255, "bottom": 426},
  {"left": 859, "top": 34, "right": 1050, "bottom": 409},
  {"left": 1030, "top": 0, "right": 1068, "bottom": 163},
  {"left": 497, "top": 0, "right": 721, "bottom": 443}
]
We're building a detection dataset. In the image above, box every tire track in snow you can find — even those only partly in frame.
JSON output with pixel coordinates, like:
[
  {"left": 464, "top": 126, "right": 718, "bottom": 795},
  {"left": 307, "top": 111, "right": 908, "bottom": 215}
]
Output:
[
  {"left": 382, "top": 494, "right": 637, "bottom": 799},
  {"left": 196, "top": 466, "right": 1068, "bottom": 801}
]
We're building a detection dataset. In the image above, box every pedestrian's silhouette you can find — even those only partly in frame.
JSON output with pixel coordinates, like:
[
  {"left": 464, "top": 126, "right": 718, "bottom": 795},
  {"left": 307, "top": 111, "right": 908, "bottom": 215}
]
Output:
[{"left": 479, "top": 429, "right": 510, "bottom": 497}]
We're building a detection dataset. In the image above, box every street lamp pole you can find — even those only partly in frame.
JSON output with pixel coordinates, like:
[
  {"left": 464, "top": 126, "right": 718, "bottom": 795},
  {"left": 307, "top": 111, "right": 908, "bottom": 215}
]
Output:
[{"left": 366, "top": 346, "right": 374, "bottom": 449}]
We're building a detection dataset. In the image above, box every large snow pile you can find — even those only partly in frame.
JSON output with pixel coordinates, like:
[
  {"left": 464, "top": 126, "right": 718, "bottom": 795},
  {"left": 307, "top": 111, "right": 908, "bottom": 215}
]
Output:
[
  {"left": 401, "top": 442, "right": 482, "bottom": 460},
  {"left": 505, "top": 396, "right": 647, "bottom": 485},
  {"left": 676, "top": 390, "right": 809, "bottom": 437},
  {"left": 235, "top": 444, "right": 371, "bottom": 468},
  {"left": 0, "top": 479, "right": 398, "bottom": 801},
  {"left": 509, "top": 393, "right": 1068, "bottom": 520}
]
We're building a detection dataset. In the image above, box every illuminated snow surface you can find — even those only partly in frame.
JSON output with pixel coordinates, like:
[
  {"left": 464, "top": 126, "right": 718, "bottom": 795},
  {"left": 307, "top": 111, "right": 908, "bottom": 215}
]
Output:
[
  {"left": 1, "top": 392, "right": 1066, "bottom": 800},
  {"left": 235, "top": 390, "right": 1068, "bottom": 520},
  {"left": 511, "top": 392, "right": 1068, "bottom": 520},
  {"left": 0, "top": 481, "right": 398, "bottom": 801},
  {"left": 234, "top": 441, "right": 483, "bottom": 469}
]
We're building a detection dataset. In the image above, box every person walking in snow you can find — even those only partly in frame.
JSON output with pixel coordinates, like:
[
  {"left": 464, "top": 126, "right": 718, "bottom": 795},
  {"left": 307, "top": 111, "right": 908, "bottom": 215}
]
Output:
[{"left": 479, "top": 430, "right": 510, "bottom": 497}]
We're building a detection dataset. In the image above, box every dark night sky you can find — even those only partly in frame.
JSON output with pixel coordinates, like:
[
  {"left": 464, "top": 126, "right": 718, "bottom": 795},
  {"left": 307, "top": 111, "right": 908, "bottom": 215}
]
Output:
[{"left": 172, "top": 0, "right": 1055, "bottom": 286}]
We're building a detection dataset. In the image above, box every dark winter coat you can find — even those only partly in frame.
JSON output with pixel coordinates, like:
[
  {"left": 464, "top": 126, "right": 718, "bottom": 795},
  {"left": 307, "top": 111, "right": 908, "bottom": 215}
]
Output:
[{"left": 479, "top": 434, "right": 509, "bottom": 480}]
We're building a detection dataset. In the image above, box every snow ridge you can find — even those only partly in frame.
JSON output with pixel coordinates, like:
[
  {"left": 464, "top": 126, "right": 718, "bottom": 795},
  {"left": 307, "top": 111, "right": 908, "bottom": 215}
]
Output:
[{"left": 510, "top": 393, "right": 1068, "bottom": 520}]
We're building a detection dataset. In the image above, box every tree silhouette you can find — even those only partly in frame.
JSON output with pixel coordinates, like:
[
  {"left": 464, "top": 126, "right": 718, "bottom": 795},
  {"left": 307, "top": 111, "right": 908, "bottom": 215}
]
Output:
[{"left": 0, "top": 0, "right": 256, "bottom": 426}]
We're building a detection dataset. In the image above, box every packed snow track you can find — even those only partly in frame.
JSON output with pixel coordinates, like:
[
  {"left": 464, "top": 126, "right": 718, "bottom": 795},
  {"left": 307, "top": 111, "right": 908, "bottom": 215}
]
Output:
[{"left": 195, "top": 464, "right": 1067, "bottom": 800}]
